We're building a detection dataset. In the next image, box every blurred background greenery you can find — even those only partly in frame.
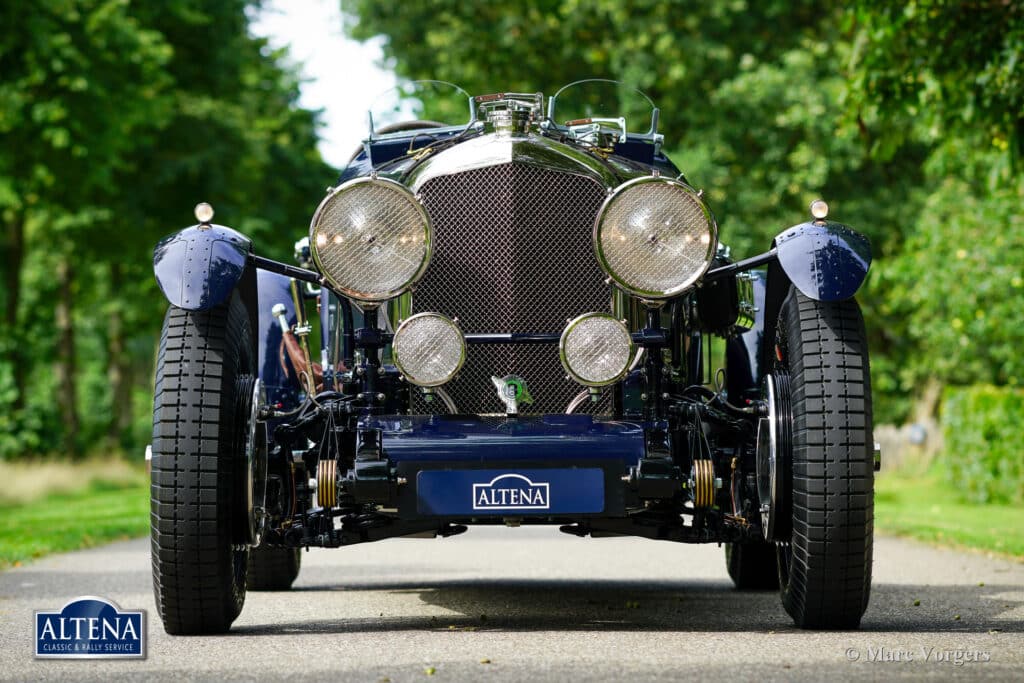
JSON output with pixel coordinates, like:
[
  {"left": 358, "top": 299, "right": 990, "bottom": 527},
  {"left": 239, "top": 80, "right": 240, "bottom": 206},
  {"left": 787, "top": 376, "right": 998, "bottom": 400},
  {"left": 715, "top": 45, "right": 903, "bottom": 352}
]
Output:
[{"left": 0, "top": 1, "right": 1021, "bottom": 531}]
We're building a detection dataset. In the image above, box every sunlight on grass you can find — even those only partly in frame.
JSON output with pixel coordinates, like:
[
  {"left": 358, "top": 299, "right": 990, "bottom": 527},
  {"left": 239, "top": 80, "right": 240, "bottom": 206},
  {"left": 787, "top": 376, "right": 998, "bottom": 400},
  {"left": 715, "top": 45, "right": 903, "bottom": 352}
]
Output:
[
  {"left": 0, "top": 457, "right": 146, "bottom": 506},
  {"left": 875, "top": 470, "right": 1024, "bottom": 558},
  {"left": 0, "top": 462, "right": 148, "bottom": 569}
]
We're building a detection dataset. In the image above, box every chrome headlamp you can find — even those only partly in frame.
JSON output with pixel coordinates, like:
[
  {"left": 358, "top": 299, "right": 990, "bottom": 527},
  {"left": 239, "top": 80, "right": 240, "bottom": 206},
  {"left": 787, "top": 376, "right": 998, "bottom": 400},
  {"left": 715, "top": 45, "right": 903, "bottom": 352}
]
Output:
[
  {"left": 310, "top": 177, "right": 432, "bottom": 303},
  {"left": 560, "top": 312, "right": 635, "bottom": 387},
  {"left": 594, "top": 177, "right": 717, "bottom": 299},
  {"left": 392, "top": 312, "right": 466, "bottom": 387}
]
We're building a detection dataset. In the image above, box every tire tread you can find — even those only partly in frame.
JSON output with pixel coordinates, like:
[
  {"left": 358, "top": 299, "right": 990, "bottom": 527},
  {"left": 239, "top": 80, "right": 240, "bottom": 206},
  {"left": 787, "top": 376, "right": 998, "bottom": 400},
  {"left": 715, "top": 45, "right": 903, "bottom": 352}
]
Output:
[
  {"left": 247, "top": 547, "right": 301, "bottom": 591},
  {"left": 150, "top": 299, "right": 250, "bottom": 635},
  {"left": 780, "top": 289, "right": 873, "bottom": 629}
]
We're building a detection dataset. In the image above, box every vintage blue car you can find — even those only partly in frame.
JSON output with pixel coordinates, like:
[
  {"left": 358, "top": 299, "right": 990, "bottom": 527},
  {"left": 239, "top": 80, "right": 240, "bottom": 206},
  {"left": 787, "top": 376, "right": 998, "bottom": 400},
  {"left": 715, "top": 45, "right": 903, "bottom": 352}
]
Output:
[{"left": 150, "top": 80, "right": 877, "bottom": 634}]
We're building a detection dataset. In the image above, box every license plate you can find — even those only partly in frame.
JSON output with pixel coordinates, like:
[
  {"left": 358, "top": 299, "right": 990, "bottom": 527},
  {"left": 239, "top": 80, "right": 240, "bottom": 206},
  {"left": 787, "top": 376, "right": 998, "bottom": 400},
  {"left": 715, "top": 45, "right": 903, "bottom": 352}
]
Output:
[{"left": 416, "top": 468, "right": 605, "bottom": 516}]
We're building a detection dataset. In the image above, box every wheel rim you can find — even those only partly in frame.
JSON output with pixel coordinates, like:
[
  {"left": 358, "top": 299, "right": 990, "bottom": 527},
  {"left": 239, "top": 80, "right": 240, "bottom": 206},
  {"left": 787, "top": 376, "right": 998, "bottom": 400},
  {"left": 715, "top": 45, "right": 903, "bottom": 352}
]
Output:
[
  {"left": 757, "top": 372, "right": 792, "bottom": 541},
  {"left": 235, "top": 376, "right": 267, "bottom": 545}
]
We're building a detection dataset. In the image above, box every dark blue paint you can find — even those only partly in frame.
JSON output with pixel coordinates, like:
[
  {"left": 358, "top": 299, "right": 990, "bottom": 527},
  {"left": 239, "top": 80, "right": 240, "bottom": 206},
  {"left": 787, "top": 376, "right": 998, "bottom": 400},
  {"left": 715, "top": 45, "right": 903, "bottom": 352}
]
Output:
[
  {"left": 363, "top": 414, "right": 647, "bottom": 469},
  {"left": 337, "top": 147, "right": 374, "bottom": 183},
  {"left": 726, "top": 270, "right": 767, "bottom": 397},
  {"left": 153, "top": 224, "right": 251, "bottom": 310},
  {"left": 338, "top": 130, "right": 465, "bottom": 182},
  {"left": 774, "top": 221, "right": 871, "bottom": 301},
  {"left": 612, "top": 138, "right": 655, "bottom": 165},
  {"left": 256, "top": 270, "right": 300, "bottom": 413},
  {"left": 417, "top": 468, "right": 605, "bottom": 516}
]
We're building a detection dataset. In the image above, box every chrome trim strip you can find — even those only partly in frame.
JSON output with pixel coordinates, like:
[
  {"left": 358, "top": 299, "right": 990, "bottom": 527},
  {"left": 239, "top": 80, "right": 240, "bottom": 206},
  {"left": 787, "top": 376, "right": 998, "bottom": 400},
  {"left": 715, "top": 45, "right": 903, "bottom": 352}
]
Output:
[{"left": 406, "top": 132, "right": 621, "bottom": 192}]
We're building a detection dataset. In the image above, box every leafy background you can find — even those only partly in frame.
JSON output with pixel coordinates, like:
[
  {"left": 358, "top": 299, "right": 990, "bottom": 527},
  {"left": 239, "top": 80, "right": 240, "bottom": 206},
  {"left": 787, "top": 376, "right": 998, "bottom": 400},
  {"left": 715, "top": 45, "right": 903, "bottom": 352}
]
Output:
[{"left": 1, "top": 0, "right": 1021, "bottom": 505}]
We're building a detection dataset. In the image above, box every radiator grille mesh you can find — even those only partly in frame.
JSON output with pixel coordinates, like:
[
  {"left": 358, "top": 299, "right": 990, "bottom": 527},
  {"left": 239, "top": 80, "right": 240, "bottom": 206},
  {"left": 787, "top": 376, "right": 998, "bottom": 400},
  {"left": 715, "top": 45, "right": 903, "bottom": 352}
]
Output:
[{"left": 412, "top": 162, "right": 611, "bottom": 414}]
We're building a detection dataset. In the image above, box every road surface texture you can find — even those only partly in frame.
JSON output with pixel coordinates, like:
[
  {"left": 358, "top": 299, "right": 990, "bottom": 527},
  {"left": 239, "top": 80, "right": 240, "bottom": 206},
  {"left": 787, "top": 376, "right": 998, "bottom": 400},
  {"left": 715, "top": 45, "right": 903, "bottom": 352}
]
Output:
[{"left": 0, "top": 528, "right": 1021, "bottom": 681}]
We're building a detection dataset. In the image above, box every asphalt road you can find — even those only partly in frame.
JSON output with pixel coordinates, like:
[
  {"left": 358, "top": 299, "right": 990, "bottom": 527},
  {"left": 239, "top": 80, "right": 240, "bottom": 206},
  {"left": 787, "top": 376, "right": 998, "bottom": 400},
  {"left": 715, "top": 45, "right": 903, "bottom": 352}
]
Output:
[{"left": 1, "top": 528, "right": 1021, "bottom": 682}]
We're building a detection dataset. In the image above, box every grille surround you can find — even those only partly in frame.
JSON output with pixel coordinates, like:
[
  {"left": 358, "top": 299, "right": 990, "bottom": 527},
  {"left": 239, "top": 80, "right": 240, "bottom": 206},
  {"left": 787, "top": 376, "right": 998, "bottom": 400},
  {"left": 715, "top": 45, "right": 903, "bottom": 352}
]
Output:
[{"left": 412, "top": 162, "right": 611, "bottom": 415}]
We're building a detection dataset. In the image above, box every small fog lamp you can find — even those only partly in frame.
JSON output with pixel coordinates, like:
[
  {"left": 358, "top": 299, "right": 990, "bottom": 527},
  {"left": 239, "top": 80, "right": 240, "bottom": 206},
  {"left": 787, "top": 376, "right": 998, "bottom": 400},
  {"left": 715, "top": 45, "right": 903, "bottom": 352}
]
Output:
[
  {"left": 392, "top": 312, "right": 466, "bottom": 387},
  {"left": 560, "top": 312, "right": 634, "bottom": 387}
]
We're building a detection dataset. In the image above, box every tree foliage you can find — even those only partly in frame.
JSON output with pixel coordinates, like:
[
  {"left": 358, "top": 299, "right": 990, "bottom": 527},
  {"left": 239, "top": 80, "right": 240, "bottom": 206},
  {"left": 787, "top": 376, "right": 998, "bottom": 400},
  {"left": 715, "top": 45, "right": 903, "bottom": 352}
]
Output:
[
  {"left": 848, "top": 0, "right": 1024, "bottom": 179},
  {"left": 0, "top": 1, "right": 1021, "bottom": 459},
  {"left": 0, "top": 1, "right": 332, "bottom": 457},
  {"left": 942, "top": 385, "right": 1024, "bottom": 505},
  {"left": 849, "top": 1, "right": 1024, "bottom": 418},
  {"left": 345, "top": 0, "right": 1024, "bottom": 425}
]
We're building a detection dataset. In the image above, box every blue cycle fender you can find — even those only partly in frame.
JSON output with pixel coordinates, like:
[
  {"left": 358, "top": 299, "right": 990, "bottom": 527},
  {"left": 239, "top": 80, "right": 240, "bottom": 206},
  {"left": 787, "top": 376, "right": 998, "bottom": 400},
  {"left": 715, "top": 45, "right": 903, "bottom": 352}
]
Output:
[
  {"left": 153, "top": 224, "right": 252, "bottom": 310},
  {"left": 773, "top": 221, "right": 872, "bottom": 302}
]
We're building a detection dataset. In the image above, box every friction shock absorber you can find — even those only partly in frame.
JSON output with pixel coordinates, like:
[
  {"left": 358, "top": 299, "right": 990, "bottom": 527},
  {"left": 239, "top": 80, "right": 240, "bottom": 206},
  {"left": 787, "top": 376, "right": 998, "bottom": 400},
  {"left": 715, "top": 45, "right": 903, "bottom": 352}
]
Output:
[
  {"left": 690, "top": 459, "right": 716, "bottom": 509},
  {"left": 316, "top": 458, "right": 337, "bottom": 508}
]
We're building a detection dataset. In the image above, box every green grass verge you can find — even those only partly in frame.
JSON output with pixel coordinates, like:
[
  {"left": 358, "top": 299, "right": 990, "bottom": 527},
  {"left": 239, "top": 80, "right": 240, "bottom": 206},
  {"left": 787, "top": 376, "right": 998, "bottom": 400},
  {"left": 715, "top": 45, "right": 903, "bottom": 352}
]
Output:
[
  {"left": 0, "top": 478, "right": 149, "bottom": 569},
  {"left": 875, "top": 470, "right": 1024, "bottom": 558}
]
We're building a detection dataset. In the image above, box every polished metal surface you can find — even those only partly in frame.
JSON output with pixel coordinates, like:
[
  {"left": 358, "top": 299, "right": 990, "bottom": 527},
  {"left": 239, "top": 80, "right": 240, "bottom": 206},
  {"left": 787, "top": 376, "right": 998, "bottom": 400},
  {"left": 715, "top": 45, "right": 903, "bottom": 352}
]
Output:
[
  {"left": 757, "top": 372, "right": 792, "bottom": 541},
  {"left": 411, "top": 160, "right": 613, "bottom": 415},
  {"left": 407, "top": 131, "right": 621, "bottom": 192},
  {"left": 392, "top": 312, "right": 467, "bottom": 387},
  {"left": 310, "top": 177, "right": 432, "bottom": 303},
  {"left": 476, "top": 92, "right": 544, "bottom": 135},
  {"left": 734, "top": 271, "right": 757, "bottom": 332},
  {"left": 594, "top": 176, "right": 718, "bottom": 299},
  {"left": 486, "top": 108, "right": 533, "bottom": 135},
  {"left": 243, "top": 378, "right": 266, "bottom": 546}
]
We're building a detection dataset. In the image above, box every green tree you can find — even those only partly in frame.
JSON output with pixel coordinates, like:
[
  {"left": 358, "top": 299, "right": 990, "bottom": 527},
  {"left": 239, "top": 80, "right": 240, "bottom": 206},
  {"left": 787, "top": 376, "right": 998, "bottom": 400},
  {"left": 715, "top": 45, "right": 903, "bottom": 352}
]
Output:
[
  {"left": 342, "top": 0, "right": 933, "bottom": 251},
  {"left": 99, "top": 2, "right": 332, "bottom": 451},
  {"left": 342, "top": 0, "right": 928, "bottom": 420},
  {"left": 845, "top": 1, "right": 1024, "bottom": 420},
  {"left": 0, "top": 0, "right": 173, "bottom": 455},
  {"left": 848, "top": 0, "right": 1023, "bottom": 180},
  {"left": 0, "top": 1, "right": 334, "bottom": 458}
]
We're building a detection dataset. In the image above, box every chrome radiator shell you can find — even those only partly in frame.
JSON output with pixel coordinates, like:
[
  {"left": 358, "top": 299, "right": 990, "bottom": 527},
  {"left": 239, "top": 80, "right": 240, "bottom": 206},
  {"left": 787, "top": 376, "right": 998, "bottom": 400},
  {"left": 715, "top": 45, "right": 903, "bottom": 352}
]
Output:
[{"left": 407, "top": 135, "right": 616, "bottom": 415}]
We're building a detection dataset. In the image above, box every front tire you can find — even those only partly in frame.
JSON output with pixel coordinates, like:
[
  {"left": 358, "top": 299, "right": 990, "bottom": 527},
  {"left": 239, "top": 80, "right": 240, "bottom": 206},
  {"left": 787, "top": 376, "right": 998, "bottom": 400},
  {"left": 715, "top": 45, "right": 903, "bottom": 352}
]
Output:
[
  {"left": 247, "top": 546, "right": 302, "bottom": 591},
  {"left": 725, "top": 541, "right": 779, "bottom": 590},
  {"left": 775, "top": 287, "right": 873, "bottom": 629},
  {"left": 150, "top": 294, "right": 255, "bottom": 634}
]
